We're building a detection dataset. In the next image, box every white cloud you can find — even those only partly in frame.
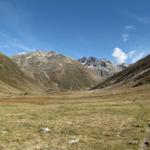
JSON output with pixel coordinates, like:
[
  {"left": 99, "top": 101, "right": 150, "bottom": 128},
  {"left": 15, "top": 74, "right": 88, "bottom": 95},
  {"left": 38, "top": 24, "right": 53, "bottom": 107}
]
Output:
[
  {"left": 135, "top": 16, "right": 150, "bottom": 24},
  {"left": 127, "top": 50, "right": 136, "bottom": 58},
  {"left": 128, "top": 13, "right": 150, "bottom": 24},
  {"left": 10, "top": 39, "right": 32, "bottom": 51},
  {"left": 122, "top": 33, "right": 128, "bottom": 42},
  {"left": 0, "top": 32, "right": 33, "bottom": 54},
  {"left": 121, "top": 25, "right": 135, "bottom": 43},
  {"left": 112, "top": 46, "right": 149, "bottom": 64},
  {"left": 125, "top": 25, "right": 135, "bottom": 30},
  {"left": 112, "top": 47, "right": 128, "bottom": 64},
  {"left": 131, "top": 51, "right": 146, "bottom": 63}
]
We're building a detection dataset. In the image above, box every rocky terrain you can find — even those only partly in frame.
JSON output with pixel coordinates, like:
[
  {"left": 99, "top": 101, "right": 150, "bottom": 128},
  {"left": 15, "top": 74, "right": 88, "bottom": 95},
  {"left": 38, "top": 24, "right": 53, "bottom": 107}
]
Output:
[
  {"left": 12, "top": 50, "right": 101, "bottom": 91},
  {"left": 0, "top": 53, "right": 42, "bottom": 95},
  {"left": 1, "top": 50, "right": 149, "bottom": 94},
  {"left": 92, "top": 54, "right": 150, "bottom": 89},
  {"left": 78, "top": 57, "right": 128, "bottom": 77}
]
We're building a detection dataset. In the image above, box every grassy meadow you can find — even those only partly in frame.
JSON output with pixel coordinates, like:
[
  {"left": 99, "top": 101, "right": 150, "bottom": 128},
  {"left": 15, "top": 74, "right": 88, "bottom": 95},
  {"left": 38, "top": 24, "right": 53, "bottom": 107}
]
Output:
[{"left": 0, "top": 86, "right": 150, "bottom": 150}]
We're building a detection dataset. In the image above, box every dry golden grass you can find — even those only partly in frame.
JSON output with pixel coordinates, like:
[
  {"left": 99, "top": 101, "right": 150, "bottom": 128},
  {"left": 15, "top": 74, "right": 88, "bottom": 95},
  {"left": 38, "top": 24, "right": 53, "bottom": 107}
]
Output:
[{"left": 0, "top": 85, "right": 150, "bottom": 150}]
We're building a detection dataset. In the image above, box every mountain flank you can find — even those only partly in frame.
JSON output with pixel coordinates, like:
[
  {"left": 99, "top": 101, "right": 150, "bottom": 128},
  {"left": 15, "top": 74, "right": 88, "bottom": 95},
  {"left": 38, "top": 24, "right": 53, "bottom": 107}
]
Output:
[
  {"left": 0, "top": 53, "right": 43, "bottom": 95},
  {"left": 12, "top": 50, "right": 102, "bottom": 91},
  {"left": 92, "top": 54, "right": 150, "bottom": 89}
]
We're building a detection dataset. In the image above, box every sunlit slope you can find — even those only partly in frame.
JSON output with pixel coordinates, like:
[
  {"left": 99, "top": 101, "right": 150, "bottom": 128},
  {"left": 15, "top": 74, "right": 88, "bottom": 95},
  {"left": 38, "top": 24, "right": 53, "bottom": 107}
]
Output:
[
  {"left": 0, "top": 53, "right": 42, "bottom": 94},
  {"left": 12, "top": 51, "right": 101, "bottom": 91}
]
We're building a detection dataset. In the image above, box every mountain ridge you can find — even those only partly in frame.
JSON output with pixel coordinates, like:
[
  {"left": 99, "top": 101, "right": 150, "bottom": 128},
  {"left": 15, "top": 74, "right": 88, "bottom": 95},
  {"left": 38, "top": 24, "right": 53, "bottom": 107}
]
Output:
[
  {"left": 78, "top": 56, "right": 128, "bottom": 77},
  {"left": 12, "top": 50, "right": 102, "bottom": 91},
  {"left": 92, "top": 54, "right": 150, "bottom": 89}
]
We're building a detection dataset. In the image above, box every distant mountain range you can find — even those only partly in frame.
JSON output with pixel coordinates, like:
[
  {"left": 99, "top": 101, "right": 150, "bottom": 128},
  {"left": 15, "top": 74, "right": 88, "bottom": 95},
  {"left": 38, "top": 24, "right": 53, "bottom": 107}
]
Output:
[
  {"left": 78, "top": 57, "right": 128, "bottom": 77},
  {"left": 92, "top": 54, "right": 150, "bottom": 89},
  {"left": 0, "top": 50, "right": 149, "bottom": 95},
  {"left": 12, "top": 50, "right": 101, "bottom": 91}
]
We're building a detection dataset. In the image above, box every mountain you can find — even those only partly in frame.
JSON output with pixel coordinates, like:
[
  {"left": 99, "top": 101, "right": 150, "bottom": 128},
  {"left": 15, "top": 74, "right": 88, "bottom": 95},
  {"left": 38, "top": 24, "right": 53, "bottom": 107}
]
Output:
[
  {"left": 0, "top": 53, "right": 42, "bottom": 95},
  {"left": 12, "top": 50, "right": 101, "bottom": 91},
  {"left": 92, "top": 54, "right": 150, "bottom": 89},
  {"left": 78, "top": 57, "right": 128, "bottom": 77}
]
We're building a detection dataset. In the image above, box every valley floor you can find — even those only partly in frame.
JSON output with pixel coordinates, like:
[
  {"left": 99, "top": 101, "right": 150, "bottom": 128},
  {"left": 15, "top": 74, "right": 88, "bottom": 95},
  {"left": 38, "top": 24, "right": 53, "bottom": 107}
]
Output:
[{"left": 0, "top": 86, "right": 150, "bottom": 150}]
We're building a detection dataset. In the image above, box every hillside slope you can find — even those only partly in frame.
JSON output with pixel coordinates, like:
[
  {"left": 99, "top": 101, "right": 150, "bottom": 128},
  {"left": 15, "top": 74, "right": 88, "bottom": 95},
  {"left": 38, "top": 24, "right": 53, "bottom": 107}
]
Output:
[
  {"left": 92, "top": 54, "right": 150, "bottom": 89},
  {"left": 12, "top": 50, "right": 101, "bottom": 91},
  {"left": 0, "top": 53, "right": 42, "bottom": 95}
]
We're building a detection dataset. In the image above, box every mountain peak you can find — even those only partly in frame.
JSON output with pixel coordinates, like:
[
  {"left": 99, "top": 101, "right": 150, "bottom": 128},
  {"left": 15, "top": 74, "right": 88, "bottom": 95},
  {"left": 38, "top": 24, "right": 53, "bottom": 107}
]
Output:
[
  {"left": 78, "top": 56, "right": 127, "bottom": 77},
  {"left": 93, "top": 54, "right": 150, "bottom": 89},
  {"left": 12, "top": 51, "right": 101, "bottom": 91}
]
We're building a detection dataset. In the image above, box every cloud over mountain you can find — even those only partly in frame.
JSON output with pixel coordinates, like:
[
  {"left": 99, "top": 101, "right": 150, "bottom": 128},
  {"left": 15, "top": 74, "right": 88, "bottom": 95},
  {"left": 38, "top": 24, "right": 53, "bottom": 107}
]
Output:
[
  {"left": 112, "top": 46, "right": 149, "bottom": 64},
  {"left": 112, "top": 48, "right": 128, "bottom": 64}
]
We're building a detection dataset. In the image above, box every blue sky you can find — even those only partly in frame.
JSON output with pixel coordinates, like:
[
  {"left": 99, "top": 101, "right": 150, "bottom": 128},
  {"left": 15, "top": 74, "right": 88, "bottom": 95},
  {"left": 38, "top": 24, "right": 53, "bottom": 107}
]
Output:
[{"left": 0, "top": 0, "right": 150, "bottom": 64}]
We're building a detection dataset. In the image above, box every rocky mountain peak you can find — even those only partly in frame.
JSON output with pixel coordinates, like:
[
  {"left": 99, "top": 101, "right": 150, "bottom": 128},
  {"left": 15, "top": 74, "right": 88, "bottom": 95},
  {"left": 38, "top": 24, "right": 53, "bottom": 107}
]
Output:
[
  {"left": 30, "top": 50, "right": 57, "bottom": 59},
  {"left": 78, "top": 56, "right": 128, "bottom": 77},
  {"left": 93, "top": 54, "right": 150, "bottom": 89}
]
